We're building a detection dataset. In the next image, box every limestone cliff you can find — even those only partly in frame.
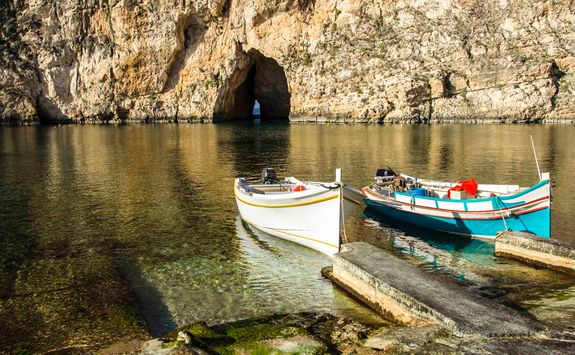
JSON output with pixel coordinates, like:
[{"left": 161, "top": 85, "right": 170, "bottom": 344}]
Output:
[{"left": 1, "top": 0, "right": 574, "bottom": 124}]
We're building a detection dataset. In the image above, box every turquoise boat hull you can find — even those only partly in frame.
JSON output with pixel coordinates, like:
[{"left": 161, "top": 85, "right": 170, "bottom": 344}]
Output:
[
  {"left": 365, "top": 199, "right": 550, "bottom": 239},
  {"left": 362, "top": 179, "right": 551, "bottom": 239}
]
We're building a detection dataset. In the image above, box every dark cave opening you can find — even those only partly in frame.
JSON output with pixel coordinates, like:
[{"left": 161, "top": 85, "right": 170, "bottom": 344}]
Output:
[{"left": 214, "top": 50, "right": 291, "bottom": 121}]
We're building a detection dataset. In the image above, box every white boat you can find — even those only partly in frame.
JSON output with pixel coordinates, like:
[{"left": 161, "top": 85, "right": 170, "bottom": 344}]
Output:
[{"left": 234, "top": 168, "right": 363, "bottom": 256}]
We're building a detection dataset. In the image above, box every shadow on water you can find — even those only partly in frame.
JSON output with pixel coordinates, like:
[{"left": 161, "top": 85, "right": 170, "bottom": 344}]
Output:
[
  {"left": 0, "top": 128, "right": 47, "bottom": 351},
  {"left": 0, "top": 126, "right": 166, "bottom": 352},
  {"left": 362, "top": 206, "right": 495, "bottom": 264},
  {"left": 120, "top": 262, "right": 178, "bottom": 337},
  {"left": 0, "top": 128, "right": 47, "bottom": 297}
]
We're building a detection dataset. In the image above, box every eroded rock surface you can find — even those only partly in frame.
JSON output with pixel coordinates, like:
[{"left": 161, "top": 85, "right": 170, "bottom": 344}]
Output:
[{"left": 1, "top": 0, "right": 574, "bottom": 124}]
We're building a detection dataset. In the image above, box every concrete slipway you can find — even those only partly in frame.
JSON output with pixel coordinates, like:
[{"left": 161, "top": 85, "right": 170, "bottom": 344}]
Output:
[{"left": 326, "top": 242, "right": 545, "bottom": 337}]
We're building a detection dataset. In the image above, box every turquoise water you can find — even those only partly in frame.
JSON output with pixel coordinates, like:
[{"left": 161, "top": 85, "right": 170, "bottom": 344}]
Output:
[{"left": 1, "top": 123, "right": 574, "bottom": 341}]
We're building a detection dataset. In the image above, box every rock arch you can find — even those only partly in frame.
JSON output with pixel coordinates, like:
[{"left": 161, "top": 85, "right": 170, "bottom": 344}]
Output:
[{"left": 213, "top": 49, "right": 291, "bottom": 120}]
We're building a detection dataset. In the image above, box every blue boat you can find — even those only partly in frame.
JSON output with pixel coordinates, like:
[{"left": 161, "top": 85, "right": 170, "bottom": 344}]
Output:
[{"left": 362, "top": 169, "right": 551, "bottom": 239}]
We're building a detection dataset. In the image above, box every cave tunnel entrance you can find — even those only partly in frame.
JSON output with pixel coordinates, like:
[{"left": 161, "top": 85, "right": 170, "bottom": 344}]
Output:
[
  {"left": 252, "top": 100, "right": 261, "bottom": 118},
  {"left": 214, "top": 49, "right": 291, "bottom": 121}
]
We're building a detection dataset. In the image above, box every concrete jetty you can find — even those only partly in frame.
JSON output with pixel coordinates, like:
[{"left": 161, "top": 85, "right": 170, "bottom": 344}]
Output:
[
  {"left": 328, "top": 242, "right": 544, "bottom": 337},
  {"left": 496, "top": 231, "right": 575, "bottom": 275}
]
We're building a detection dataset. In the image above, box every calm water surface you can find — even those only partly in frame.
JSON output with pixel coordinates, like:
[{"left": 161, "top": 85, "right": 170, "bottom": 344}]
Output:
[{"left": 1, "top": 123, "right": 574, "bottom": 336}]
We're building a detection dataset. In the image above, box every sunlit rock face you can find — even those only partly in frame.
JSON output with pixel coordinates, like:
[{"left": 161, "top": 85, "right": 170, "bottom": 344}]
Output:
[{"left": 0, "top": 0, "right": 574, "bottom": 124}]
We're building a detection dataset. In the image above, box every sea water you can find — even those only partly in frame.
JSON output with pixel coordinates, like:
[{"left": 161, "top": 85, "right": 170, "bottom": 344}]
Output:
[{"left": 1, "top": 123, "right": 574, "bottom": 337}]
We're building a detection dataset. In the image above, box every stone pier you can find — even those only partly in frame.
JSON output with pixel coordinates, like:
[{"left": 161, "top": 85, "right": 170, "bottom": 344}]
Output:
[
  {"left": 327, "top": 242, "right": 544, "bottom": 337},
  {"left": 495, "top": 231, "right": 575, "bottom": 275}
]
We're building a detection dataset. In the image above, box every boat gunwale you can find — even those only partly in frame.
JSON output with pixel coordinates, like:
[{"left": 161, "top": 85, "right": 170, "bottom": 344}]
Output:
[
  {"left": 392, "top": 179, "right": 549, "bottom": 203},
  {"left": 362, "top": 185, "right": 549, "bottom": 216},
  {"left": 364, "top": 195, "right": 549, "bottom": 221},
  {"left": 234, "top": 180, "right": 340, "bottom": 208}
]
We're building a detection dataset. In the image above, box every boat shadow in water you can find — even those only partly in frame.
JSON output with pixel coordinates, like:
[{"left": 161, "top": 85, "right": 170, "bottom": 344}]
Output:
[{"left": 362, "top": 207, "right": 496, "bottom": 270}]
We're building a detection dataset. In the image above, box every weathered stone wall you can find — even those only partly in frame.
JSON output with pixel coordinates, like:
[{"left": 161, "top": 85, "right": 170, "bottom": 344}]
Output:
[{"left": 1, "top": 0, "right": 574, "bottom": 124}]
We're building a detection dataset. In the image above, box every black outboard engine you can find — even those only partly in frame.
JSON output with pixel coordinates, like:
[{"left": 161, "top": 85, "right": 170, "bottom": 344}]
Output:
[
  {"left": 375, "top": 167, "right": 397, "bottom": 185},
  {"left": 261, "top": 168, "right": 278, "bottom": 184}
]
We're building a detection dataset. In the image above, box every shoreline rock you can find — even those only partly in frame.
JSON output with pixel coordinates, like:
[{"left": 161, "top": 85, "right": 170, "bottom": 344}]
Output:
[
  {"left": 95, "top": 312, "right": 575, "bottom": 354},
  {"left": 1, "top": 116, "right": 574, "bottom": 127}
]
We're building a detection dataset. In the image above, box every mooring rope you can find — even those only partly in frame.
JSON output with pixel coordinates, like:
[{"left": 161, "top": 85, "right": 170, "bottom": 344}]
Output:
[{"left": 495, "top": 195, "right": 510, "bottom": 231}]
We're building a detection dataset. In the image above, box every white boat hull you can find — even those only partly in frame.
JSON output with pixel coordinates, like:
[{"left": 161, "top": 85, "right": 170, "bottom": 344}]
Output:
[{"left": 235, "top": 180, "right": 343, "bottom": 256}]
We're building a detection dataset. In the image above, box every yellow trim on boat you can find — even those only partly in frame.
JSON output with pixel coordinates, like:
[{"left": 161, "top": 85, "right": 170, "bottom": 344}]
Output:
[
  {"left": 268, "top": 226, "right": 339, "bottom": 249},
  {"left": 241, "top": 217, "right": 339, "bottom": 249},
  {"left": 234, "top": 184, "right": 339, "bottom": 208}
]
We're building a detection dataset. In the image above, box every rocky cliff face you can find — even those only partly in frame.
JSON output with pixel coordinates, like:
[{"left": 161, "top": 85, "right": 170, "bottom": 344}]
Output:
[{"left": 1, "top": 0, "right": 574, "bottom": 124}]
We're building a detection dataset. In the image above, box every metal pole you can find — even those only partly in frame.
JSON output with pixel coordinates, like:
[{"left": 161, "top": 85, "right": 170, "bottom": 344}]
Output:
[
  {"left": 530, "top": 135, "right": 542, "bottom": 181},
  {"left": 336, "top": 168, "right": 346, "bottom": 253}
]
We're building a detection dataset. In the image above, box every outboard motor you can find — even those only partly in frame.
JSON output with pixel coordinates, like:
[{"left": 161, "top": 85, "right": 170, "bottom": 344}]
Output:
[
  {"left": 261, "top": 168, "right": 278, "bottom": 184},
  {"left": 375, "top": 167, "right": 397, "bottom": 185}
]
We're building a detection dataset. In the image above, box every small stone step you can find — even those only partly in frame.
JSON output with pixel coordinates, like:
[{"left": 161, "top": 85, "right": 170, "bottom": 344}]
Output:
[{"left": 495, "top": 231, "right": 575, "bottom": 275}]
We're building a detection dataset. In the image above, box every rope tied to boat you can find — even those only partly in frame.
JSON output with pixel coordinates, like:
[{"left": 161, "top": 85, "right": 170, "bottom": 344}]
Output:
[
  {"left": 495, "top": 195, "right": 511, "bottom": 232},
  {"left": 321, "top": 183, "right": 341, "bottom": 190}
]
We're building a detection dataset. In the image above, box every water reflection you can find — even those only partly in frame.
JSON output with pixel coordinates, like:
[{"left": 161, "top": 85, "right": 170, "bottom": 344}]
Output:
[
  {"left": 362, "top": 207, "right": 494, "bottom": 285},
  {"left": 1, "top": 123, "right": 575, "bottom": 343},
  {"left": 364, "top": 208, "right": 496, "bottom": 264},
  {"left": 235, "top": 216, "right": 381, "bottom": 323},
  {"left": 221, "top": 121, "right": 291, "bottom": 179}
]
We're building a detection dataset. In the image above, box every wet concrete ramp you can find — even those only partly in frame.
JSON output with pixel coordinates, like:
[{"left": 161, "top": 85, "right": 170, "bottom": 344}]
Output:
[{"left": 330, "top": 242, "right": 545, "bottom": 337}]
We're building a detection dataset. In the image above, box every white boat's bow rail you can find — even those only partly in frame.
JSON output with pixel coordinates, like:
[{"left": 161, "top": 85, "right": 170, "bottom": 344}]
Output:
[
  {"left": 234, "top": 178, "right": 340, "bottom": 201},
  {"left": 236, "top": 177, "right": 297, "bottom": 194}
]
